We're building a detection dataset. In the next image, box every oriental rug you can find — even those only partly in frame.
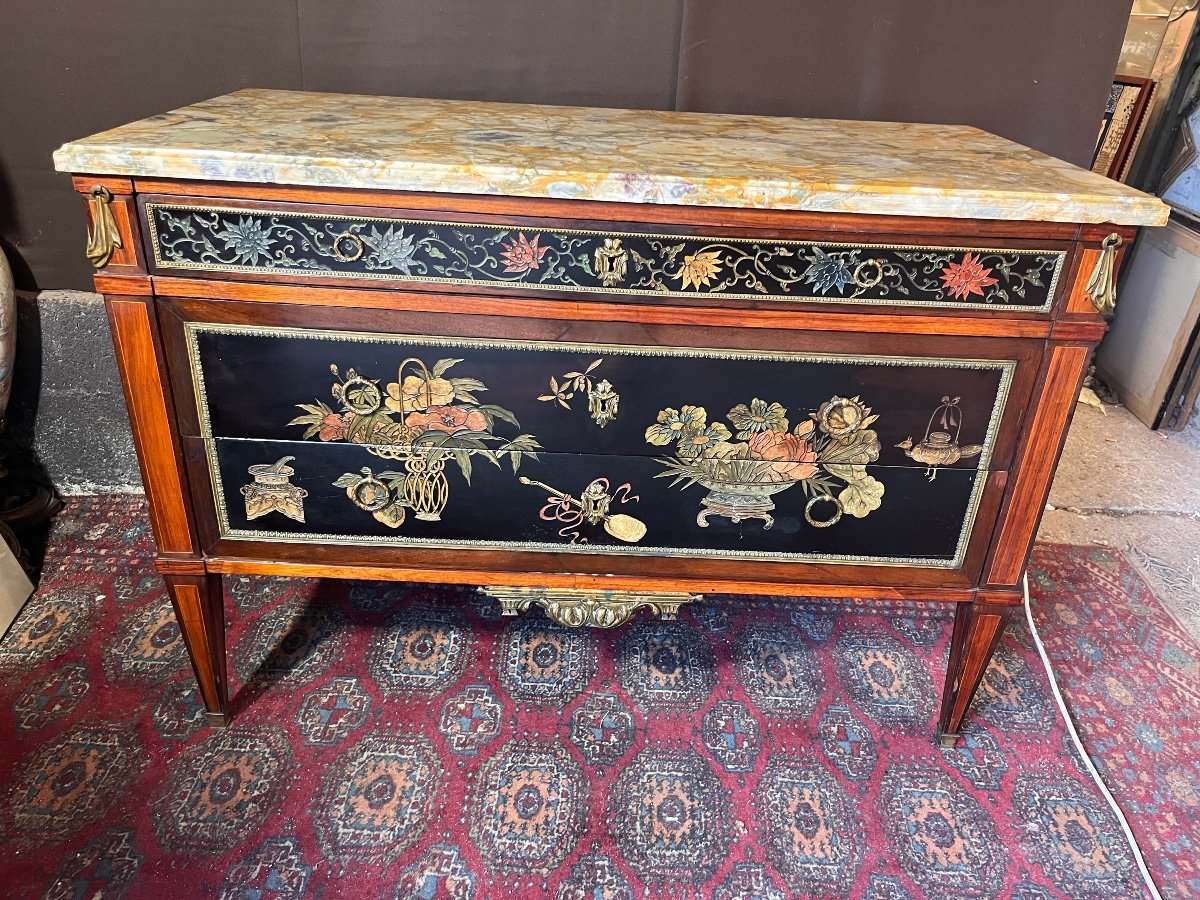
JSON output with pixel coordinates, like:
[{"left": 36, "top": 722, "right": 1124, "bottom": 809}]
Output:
[
  {"left": 0, "top": 497, "right": 1162, "bottom": 899},
  {"left": 1029, "top": 544, "right": 1200, "bottom": 900}
]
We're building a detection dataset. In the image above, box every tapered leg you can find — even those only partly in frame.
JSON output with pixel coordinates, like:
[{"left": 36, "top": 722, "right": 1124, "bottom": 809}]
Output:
[
  {"left": 937, "top": 599, "right": 1016, "bottom": 746},
  {"left": 164, "top": 572, "right": 229, "bottom": 727}
]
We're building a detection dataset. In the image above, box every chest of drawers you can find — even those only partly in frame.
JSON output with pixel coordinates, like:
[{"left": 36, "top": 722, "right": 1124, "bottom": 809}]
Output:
[{"left": 54, "top": 89, "right": 1167, "bottom": 743}]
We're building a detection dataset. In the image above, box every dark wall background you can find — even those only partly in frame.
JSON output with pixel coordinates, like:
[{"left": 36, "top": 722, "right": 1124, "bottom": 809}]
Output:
[{"left": 0, "top": 0, "right": 1133, "bottom": 293}]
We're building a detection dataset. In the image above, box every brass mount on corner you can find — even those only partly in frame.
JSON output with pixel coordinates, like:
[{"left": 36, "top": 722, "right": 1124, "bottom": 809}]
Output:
[{"left": 85, "top": 185, "right": 123, "bottom": 269}]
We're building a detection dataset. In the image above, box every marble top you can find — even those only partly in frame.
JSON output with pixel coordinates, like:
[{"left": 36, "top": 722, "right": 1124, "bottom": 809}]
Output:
[{"left": 54, "top": 88, "right": 1168, "bottom": 226}]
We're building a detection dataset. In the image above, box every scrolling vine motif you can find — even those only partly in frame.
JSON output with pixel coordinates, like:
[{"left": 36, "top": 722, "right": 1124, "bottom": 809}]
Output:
[{"left": 148, "top": 204, "right": 1062, "bottom": 308}]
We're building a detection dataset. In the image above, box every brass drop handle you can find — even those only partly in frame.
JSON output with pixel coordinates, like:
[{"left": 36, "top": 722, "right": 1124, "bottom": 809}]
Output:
[
  {"left": 1084, "top": 233, "right": 1123, "bottom": 317},
  {"left": 85, "top": 185, "right": 123, "bottom": 269}
]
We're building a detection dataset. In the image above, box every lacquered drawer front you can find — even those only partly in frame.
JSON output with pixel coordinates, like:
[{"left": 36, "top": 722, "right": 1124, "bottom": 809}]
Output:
[
  {"left": 184, "top": 322, "right": 1014, "bottom": 568},
  {"left": 204, "top": 438, "right": 987, "bottom": 567},
  {"left": 145, "top": 198, "right": 1065, "bottom": 311}
]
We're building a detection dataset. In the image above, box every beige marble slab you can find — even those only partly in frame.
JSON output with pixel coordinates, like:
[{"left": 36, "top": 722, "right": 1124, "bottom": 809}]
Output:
[{"left": 54, "top": 88, "right": 1168, "bottom": 226}]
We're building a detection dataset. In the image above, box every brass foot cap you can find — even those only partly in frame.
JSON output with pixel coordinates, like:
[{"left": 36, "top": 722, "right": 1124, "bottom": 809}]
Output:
[
  {"left": 206, "top": 711, "right": 230, "bottom": 728},
  {"left": 937, "top": 732, "right": 959, "bottom": 748}
]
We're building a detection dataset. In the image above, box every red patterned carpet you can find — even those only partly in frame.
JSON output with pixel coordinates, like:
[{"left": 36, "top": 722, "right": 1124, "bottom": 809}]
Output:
[
  {"left": 0, "top": 497, "right": 1173, "bottom": 899},
  {"left": 1030, "top": 546, "right": 1200, "bottom": 899}
]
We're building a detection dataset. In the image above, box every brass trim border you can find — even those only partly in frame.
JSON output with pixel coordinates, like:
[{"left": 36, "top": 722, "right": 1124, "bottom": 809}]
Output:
[
  {"left": 480, "top": 586, "right": 701, "bottom": 627},
  {"left": 184, "top": 322, "right": 1016, "bottom": 569},
  {"left": 147, "top": 201, "right": 1064, "bottom": 311}
]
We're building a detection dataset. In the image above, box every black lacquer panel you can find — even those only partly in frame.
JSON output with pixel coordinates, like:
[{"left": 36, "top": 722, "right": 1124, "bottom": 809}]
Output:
[
  {"left": 188, "top": 323, "right": 1013, "bottom": 567},
  {"left": 213, "top": 438, "right": 980, "bottom": 565},
  {"left": 147, "top": 202, "right": 1064, "bottom": 309}
]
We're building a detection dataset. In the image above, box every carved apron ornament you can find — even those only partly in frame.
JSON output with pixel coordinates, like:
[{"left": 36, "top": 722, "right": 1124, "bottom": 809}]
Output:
[{"left": 242, "top": 456, "right": 307, "bottom": 522}]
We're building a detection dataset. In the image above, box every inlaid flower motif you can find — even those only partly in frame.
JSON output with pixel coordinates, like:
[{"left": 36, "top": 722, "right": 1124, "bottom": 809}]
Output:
[
  {"left": 747, "top": 420, "right": 818, "bottom": 481},
  {"left": 499, "top": 232, "right": 549, "bottom": 273},
  {"left": 386, "top": 375, "right": 455, "bottom": 414},
  {"left": 727, "top": 399, "right": 788, "bottom": 438},
  {"left": 644, "top": 406, "right": 708, "bottom": 446},
  {"left": 677, "top": 421, "right": 733, "bottom": 457},
  {"left": 939, "top": 252, "right": 999, "bottom": 300},
  {"left": 366, "top": 225, "right": 417, "bottom": 273},
  {"left": 804, "top": 247, "right": 854, "bottom": 294},
  {"left": 318, "top": 412, "right": 350, "bottom": 441},
  {"left": 405, "top": 405, "right": 488, "bottom": 434},
  {"left": 818, "top": 396, "right": 871, "bottom": 436},
  {"left": 674, "top": 251, "right": 723, "bottom": 290},
  {"left": 214, "top": 217, "right": 273, "bottom": 265}
]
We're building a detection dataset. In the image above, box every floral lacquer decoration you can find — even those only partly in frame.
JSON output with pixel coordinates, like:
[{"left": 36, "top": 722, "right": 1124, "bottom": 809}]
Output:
[
  {"left": 290, "top": 358, "right": 541, "bottom": 528},
  {"left": 153, "top": 205, "right": 1060, "bottom": 307},
  {"left": 939, "top": 252, "right": 999, "bottom": 301},
  {"left": 646, "top": 395, "right": 884, "bottom": 529},
  {"left": 499, "top": 232, "right": 549, "bottom": 273}
]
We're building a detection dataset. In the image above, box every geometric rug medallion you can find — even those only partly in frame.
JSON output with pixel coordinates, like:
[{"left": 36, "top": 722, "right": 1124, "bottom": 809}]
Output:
[{"left": 0, "top": 498, "right": 1169, "bottom": 898}]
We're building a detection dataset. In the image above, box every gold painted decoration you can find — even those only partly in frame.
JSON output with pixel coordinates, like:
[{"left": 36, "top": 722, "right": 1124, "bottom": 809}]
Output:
[
  {"left": 896, "top": 396, "right": 983, "bottom": 480},
  {"left": 520, "top": 476, "right": 646, "bottom": 544},
  {"left": 481, "top": 586, "right": 699, "bottom": 628},
  {"left": 241, "top": 457, "right": 308, "bottom": 522},
  {"left": 646, "top": 395, "right": 885, "bottom": 529},
  {"left": 292, "top": 356, "right": 542, "bottom": 525},
  {"left": 85, "top": 186, "right": 123, "bottom": 269},
  {"left": 538, "top": 358, "right": 619, "bottom": 428}
]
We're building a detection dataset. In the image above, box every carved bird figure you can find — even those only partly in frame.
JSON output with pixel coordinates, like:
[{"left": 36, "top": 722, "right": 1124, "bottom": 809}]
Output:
[{"left": 896, "top": 432, "right": 983, "bottom": 481}]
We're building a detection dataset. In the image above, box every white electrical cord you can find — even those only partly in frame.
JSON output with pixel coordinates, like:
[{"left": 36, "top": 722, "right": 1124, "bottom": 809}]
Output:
[{"left": 1022, "top": 573, "right": 1164, "bottom": 900}]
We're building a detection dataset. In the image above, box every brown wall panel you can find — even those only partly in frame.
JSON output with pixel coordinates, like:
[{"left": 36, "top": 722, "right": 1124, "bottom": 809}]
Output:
[
  {"left": 0, "top": 1, "right": 304, "bottom": 292},
  {"left": 676, "top": 0, "right": 1132, "bottom": 169},
  {"left": 2, "top": 0, "right": 1130, "bottom": 291},
  {"left": 296, "top": 0, "right": 682, "bottom": 109}
]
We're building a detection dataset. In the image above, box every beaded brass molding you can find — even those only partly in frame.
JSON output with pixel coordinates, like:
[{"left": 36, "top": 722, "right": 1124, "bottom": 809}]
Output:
[{"left": 480, "top": 586, "right": 701, "bottom": 628}]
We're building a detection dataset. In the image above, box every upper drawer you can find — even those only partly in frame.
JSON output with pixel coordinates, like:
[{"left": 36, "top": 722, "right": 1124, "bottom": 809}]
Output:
[
  {"left": 180, "top": 321, "right": 1019, "bottom": 475},
  {"left": 141, "top": 195, "right": 1068, "bottom": 313}
]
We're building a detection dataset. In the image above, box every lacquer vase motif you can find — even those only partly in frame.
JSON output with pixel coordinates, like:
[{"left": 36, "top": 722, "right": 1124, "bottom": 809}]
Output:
[{"left": 646, "top": 395, "right": 885, "bottom": 529}]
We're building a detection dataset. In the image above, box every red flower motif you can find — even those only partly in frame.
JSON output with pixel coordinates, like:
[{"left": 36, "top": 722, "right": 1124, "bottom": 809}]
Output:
[
  {"left": 405, "top": 405, "right": 488, "bottom": 434},
  {"left": 747, "top": 427, "right": 818, "bottom": 482},
  {"left": 940, "top": 253, "right": 999, "bottom": 300},
  {"left": 499, "top": 233, "right": 548, "bottom": 273},
  {"left": 319, "top": 412, "right": 350, "bottom": 441}
]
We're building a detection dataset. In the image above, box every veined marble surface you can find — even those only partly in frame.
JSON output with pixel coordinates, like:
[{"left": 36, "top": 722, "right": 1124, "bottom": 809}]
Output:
[{"left": 54, "top": 89, "right": 1168, "bottom": 226}]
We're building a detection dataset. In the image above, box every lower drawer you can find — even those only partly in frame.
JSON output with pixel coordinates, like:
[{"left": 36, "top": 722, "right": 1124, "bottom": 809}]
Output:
[{"left": 195, "top": 437, "right": 991, "bottom": 570}]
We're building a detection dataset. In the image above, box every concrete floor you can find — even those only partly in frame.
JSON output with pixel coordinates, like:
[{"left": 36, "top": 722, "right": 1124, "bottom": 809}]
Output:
[{"left": 1040, "top": 400, "right": 1200, "bottom": 639}]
